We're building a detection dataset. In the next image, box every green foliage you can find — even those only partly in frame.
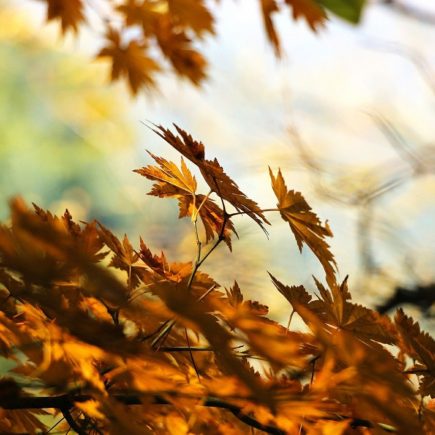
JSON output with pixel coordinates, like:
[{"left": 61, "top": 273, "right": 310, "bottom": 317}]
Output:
[{"left": 319, "top": 0, "right": 365, "bottom": 23}]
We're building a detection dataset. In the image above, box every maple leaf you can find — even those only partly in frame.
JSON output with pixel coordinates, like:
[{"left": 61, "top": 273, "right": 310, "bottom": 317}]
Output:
[
  {"left": 295, "top": 305, "right": 421, "bottom": 433},
  {"left": 270, "top": 274, "right": 396, "bottom": 346},
  {"left": 135, "top": 152, "right": 197, "bottom": 197},
  {"left": 225, "top": 281, "right": 244, "bottom": 308},
  {"left": 97, "top": 28, "right": 160, "bottom": 95},
  {"left": 395, "top": 309, "right": 435, "bottom": 397},
  {"left": 168, "top": 0, "right": 215, "bottom": 36},
  {"left": 284, "top": 0, "right": 327, "bottom": 31},
  {"left": 151, "top": 124, "right": 270, "bottom": 232},
  {"left": 45, "top": 0, "right": 85, "bottom": 33},
  {"left": 137, "top": 239, "right": 220, "bottom": 304},
  {"left": 135, "top": 151, "right": 237, "bottom": 249},
  {"left": 32, "top": 204, "right": 107, "bottom": 263},
  {"left": 138, "top": 238, "right": 196, "bottom": 285},
  {"left": 269, "top": 167, "right": 336, "bottom": 286},
  {"left": 260, "top": 0, "right": 281, "bottom": 56},
  {"left": 154, "top": 279, "right": 275, "bottom": 406},
  {"left": 97, "top": 225, "right": 144, "bottom": 289},
  {"left": 5, "top": 198, "right": 128, "bottom": 306},
  {"left": 117, "top": 0, "right": 161, "bottom": 35},
  {"left": 156, "top": 23, "right": 207, "bottom": 85}
]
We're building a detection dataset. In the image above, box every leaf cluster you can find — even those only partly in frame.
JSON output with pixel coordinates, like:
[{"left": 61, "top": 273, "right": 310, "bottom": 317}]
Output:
[
  {"left": 32, "top": 0, "right": 367, "bottom": 94},
  {"left": 0, "top": 125, "right": 434, "bottom": 434}
]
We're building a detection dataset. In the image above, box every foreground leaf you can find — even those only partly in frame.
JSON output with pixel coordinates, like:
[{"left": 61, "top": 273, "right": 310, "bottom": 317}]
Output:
[{"left": 152, "top": 124, "right": 270, "bottom": 232}]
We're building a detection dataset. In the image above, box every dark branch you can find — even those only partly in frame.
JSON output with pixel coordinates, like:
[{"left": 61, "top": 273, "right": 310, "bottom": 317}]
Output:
[
  {"left": 377, "top": 283, "right": 435, "bottom": 314},
  {"left": 60, "top": 406, "right": 86, "bottom": 435},
  {"left": 0, "top": 392, "right": 390, "bottom": 434},
  {"left": 1, "top": 393, "right": 285, "bottom": 435}
]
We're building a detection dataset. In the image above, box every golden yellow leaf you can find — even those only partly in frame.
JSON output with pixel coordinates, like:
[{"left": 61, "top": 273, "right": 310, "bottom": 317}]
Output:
[
  {"left": 152, "top": 124, "right": 269, "bottom": 232},
  {"left": 75, "top": 400, "right": 106, "bottom": 420},
  {"left": 136, "top": 152, "right": 236, "bottom": 248}
]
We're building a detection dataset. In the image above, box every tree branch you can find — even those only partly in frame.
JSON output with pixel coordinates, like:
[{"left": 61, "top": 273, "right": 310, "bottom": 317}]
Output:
[
  {"left": 60, "top": 406, "right": 86, "bottom": 435},
  {"left": 0, "top": 392, "right": 398, "bottom": 433},
  {"left": 377, "top": 283, "right": 435, "bottom": 314},
  {"left": 1, "top": 393, "right": 284, "bottom": 435}
]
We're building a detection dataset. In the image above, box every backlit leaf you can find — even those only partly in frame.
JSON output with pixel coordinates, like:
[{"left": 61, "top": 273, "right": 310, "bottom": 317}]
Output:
[
  {"left": 152, "top": 124, "right": 270, "bottom": 232},
  {"left": 98, "top": 28, "right": 160, "bottom": 95},
  {"left": 269, "top": 167, "right": 336, "bottom": 286},
  {"left": 45, "top": 0, "right": 84, "bottom": 33}
]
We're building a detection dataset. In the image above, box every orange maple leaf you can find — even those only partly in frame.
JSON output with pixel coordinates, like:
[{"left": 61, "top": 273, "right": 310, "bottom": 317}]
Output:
[
  {"left": 151, "top": 124, "right": 270, "bottom": 232},
  {"left": 270, "top": 274, "right": 396, "bottom": 346},
  {"left": 395, "top": 309, "right": 435, "bottom": 397},
  {"left": 260, "top": 0, "right": 281, "bottom": 56},
  {"left": 45, "top": 0, "right": 84, "bottom": 33},
  {"left": 135, "top": 153, "right": 236, "bottom": 248},
  {"left": 285, "top": 0, "right": 327, "bottom": 30},
  {"left": 117, "top": 0, "right": 161, "bottom": 35},
  {"left": 156, "top": 22, "right": 207, "bottom": 85},
  {"left": 168, "top": 0, "right": 215, "bottom": 37},
  {"left": 98, "top": 29, "right": 160, "bottom": 95},
  {"left": 269, "top": 167, "right": 336, "bottom": 285}
]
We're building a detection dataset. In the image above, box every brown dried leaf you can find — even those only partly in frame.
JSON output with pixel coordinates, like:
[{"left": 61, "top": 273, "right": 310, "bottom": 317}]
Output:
[
  {"left": 284, "top": 0, "right": 327, "bottom": 30},
  {"left": 395, "top": 309, "right": 435, "bottom": 397},
  {"left": 98, "top": 29, "right": 160, "bottom": 95},
  {"left": 269, "top": 167, "right": 336, "bottom": 286},
  {"left": 260, "top": 0, "right": 281, "bottom": 56},
  {"left": 45, "top": 0, "right": 84, "bottom": 33},
  {"left": 168, "top": 0, "right": 215, "bottom": 36},
  {"left": 156, "top": 23, "right": 207, "bottom": 85}
]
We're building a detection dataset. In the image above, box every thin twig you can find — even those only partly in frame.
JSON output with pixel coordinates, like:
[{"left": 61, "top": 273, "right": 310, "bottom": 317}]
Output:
[
  {"left": 228, "top": 208, "right": 280, "bottom": 218},
  {"left": 185, "top": 328, "right": 201, "bottom": 381},
  {"left": 60, "top": 407, "right": 86, "bottom": 435}
]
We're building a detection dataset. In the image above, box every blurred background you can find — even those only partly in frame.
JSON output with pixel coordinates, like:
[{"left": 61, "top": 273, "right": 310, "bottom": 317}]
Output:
[{"left": 1, "top": 0, "right": 434, "bottom": 328}]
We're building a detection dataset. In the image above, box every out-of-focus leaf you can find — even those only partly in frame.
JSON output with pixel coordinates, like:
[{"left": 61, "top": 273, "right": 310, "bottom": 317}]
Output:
[
  {"left": 285, "top": 0, "right": 327, "bottom": 31},
  {"left": 395, "top": 309, "right": 435, "bottom": 397},
  {"left": 320, "top": 0, "right": 365, "bottom": 23},
  {"left": 155, "top": 22, "right": 207, "bottom": 85},
  {"left": 45, "top": 0, "right": 84, "bottom": 33},
  {"left": 98, "top": 28, "right": 160, "bottom": 95},
  {"left": 260, "top": 0, "right": 281, "bottom": 56},
  {"left": 168, "top": 0, "right": 215, "bottom": 36}
]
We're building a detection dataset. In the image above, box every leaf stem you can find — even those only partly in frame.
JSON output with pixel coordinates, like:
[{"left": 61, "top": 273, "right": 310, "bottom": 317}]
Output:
[{"left": 228, "top": 208, "right": 280, "bottom": 218}]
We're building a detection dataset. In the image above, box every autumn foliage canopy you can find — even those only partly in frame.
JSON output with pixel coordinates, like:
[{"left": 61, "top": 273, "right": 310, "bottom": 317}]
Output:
[
  {"left": 0, "top": 124, "right": 434, "bottom": 434},
  {"left": 1, "top": 0, "right": 435, "bottom": 434}
]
